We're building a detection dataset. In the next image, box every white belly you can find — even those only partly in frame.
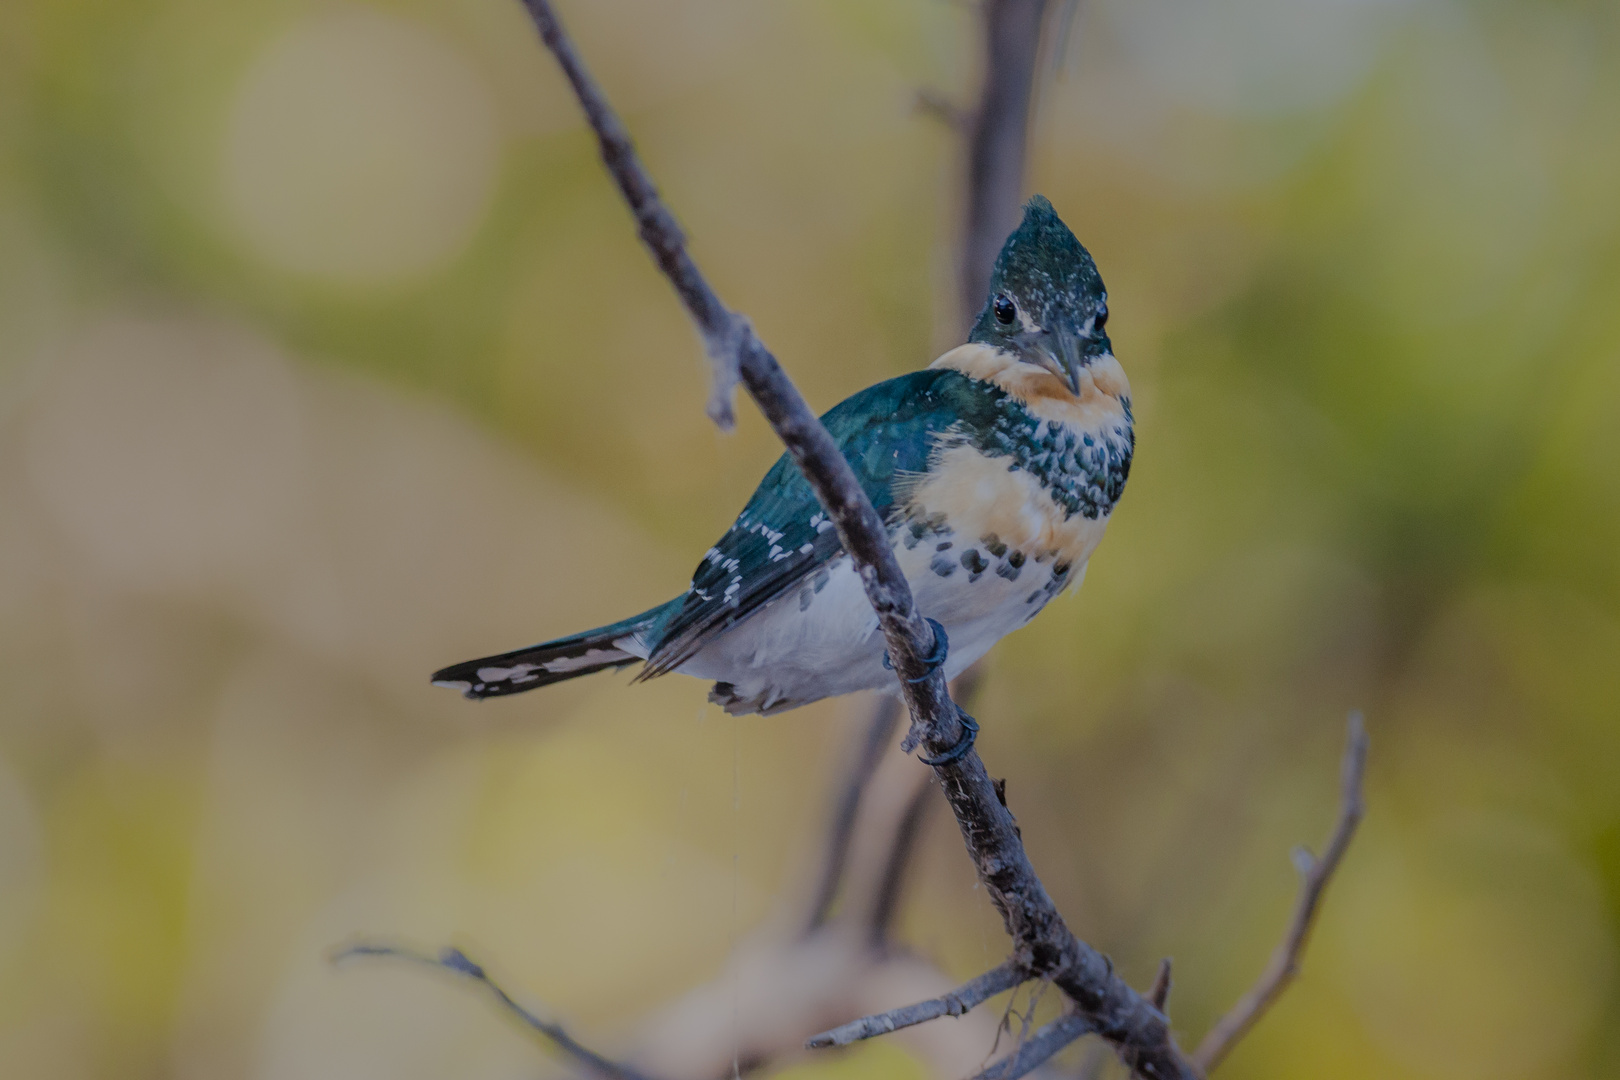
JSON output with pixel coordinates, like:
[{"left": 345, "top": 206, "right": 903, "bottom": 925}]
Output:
[{"left": 645, "top": 527, "right": 1092, "bottom": 715}]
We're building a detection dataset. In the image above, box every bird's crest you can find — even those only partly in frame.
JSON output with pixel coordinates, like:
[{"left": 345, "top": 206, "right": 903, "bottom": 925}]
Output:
[
  {"left": 966, "top": 197, "right": 1111, "bottom": 393},
  {"left": 971, "top": 196, "right": 1106, "bottom": 337}
]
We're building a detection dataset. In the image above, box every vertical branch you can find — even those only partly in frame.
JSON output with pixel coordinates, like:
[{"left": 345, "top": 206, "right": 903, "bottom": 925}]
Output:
[{"left": 960, "top": 0, "right": 1052, "bottom": 327}]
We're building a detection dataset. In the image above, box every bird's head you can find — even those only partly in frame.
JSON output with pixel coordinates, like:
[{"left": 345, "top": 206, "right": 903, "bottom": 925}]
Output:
[{"left": 968, "top": 196, "right": 1110, "bottom": 395}]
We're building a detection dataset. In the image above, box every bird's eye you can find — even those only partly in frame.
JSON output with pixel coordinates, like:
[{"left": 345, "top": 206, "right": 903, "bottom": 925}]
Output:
[
  {"left": 1094, "top": 304, "right": 1108, "bottom": 332},
  {"left": 992, "top": 294, "right": 1017, "bottom": 325}
]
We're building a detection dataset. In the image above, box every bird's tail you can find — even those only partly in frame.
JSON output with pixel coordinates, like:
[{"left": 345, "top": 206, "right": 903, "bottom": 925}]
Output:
[{"left": 431, "top": 599, "right": 679, "bottom": 701}]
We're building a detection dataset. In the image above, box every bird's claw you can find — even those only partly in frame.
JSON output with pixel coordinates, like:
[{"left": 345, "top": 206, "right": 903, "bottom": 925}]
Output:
[
  {"left": 918, "top": 706, "right": 979, "bottom": 767},
  {"left": 882, "top": 618, "right": 950, "bottom": 684}
]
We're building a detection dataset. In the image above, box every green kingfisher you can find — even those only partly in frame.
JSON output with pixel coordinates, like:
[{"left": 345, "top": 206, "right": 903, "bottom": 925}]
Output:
[{"left": 433, "top": 196, "right": 1131, "bottom": 716}]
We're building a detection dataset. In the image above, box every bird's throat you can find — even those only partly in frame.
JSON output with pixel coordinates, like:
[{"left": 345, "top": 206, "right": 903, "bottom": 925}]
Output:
[{"left": 929, "top": 342, "right": 1131, "bottom": 429}]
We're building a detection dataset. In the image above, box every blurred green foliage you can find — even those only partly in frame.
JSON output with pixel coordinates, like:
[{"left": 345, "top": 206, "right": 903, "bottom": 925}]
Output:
[{"left": 1, "top": 0, "right": 1618, "bottom": 1078}]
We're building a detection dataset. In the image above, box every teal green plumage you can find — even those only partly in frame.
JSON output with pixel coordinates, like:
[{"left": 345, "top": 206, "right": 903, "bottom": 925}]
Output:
[
  {"left": 433, "top": 196, "right": 1134, "bottom": 715},
  {"left": 643, "top": 368, "right": 1004, "bottom": 676}
]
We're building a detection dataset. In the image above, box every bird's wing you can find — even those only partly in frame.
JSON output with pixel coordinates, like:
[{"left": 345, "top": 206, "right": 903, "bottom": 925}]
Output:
[{"left": 639, "top": 367, "right": 994, "bottom": 679}]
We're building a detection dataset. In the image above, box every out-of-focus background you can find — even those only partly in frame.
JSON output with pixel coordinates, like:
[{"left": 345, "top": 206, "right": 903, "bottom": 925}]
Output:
[{"left": 2, "top": 0, "right": 1618, "bottom": 1077}]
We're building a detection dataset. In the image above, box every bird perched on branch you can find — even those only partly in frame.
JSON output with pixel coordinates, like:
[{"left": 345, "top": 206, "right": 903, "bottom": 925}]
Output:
[{"left": 434, "top": 196, "right": 1131, "bottom": 716}]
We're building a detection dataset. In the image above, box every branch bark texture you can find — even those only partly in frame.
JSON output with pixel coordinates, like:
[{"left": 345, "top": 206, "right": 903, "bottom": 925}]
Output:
[
  {"left": 807, "top": 961, "right": 1025, "bottom": 1048},
  {"left": 516, "top": 3, "right": 1196, "bottom": 1077}
]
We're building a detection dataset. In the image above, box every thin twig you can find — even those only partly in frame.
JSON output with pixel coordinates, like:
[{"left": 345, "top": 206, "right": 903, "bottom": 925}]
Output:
[
  {"left": 1147, "top": 958, "right": 1172, "bottom": 1012},
  {"left": 332, "top": 942, "right": 658, "bottom": 1080},
  {"left": 805, "top": 960, "right": 1027, "bottom": 1048},
  {"left": 519, "top": 4, "right": 1198, "bottom": 1077},
  {"left": 1006, "top": 978, "right": 1049, "bottom": 1059},
  {"left": 970, "top": 1013, "right": 1093, "bottom": 1080},
  {"left": 1192, "top": 713, "right": 1369, "bottom": 1072}
]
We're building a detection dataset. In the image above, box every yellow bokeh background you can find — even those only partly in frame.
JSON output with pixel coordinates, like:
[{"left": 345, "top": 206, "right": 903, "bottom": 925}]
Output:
[{"left": 2, "top": 0, "right": 1618, "bottom": 1077}]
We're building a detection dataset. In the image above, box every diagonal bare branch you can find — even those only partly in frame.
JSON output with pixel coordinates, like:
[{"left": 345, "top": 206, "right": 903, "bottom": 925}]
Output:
[
  {"left": 514, "top": 2, "right": 953, "bottom": 737},
  {"left": 970, "top": 1013, "right": 1094, "bottom": 1080},
  {"left": 332, "top": 942, "right": 658, "bottom": 1080},
  {"left": 1192, "top": 712, "right": 1369, "bottom": 1072},
  {"left": 805, "top": 960, "right": 1027, "bottom": 1048},
  {"left": 516, "top": 3, "right": 1200, "bottom": 1076}
]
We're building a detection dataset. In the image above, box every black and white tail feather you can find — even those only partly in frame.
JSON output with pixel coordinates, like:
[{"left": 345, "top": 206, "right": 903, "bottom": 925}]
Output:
[{"left": 430, "top": 602, "right": 673, "bottom": 700}]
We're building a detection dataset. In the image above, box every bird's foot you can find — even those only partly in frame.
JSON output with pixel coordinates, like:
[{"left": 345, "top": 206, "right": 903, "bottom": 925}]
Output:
[
  {"left": 883, "top": 618, "right": 972, "bottom": 762},
  {"left": 918, "top": 706, "right": 979, "bottom": 767},
  {"left": 882, "top": 618, "right": 949, "bottom": 684}
]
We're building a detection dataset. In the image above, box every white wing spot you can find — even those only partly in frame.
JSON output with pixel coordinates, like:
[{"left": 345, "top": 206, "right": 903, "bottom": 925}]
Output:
[
  {"left": 542, "top": 648, "right": 626, "bottom": 674},
  {"left": 477, "top": 663, "right": 539, "bottom": 683}
]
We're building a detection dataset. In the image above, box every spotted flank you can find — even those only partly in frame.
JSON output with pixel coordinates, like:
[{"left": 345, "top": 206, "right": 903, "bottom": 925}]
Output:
[{"left": 432, "top": 194, "right": 1134, "bottom": 717}]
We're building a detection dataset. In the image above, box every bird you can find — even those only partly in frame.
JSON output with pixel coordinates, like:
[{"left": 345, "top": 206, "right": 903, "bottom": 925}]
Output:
[{"left": 433, "top": 196, "right": 1132, "bottom": 717}]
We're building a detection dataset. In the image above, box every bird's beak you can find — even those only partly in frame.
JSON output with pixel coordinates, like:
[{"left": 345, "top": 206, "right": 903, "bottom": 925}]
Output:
[{"left": 1035, "top": 327, "right": 1084, "bottom": 394}]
